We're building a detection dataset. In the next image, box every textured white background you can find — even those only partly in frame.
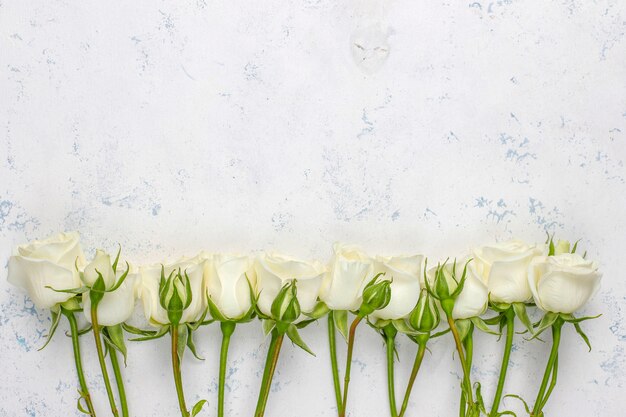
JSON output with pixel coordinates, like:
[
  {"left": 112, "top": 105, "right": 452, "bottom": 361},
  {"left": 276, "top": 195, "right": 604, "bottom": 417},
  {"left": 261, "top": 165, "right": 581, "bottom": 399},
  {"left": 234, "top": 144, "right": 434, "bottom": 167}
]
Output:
[{"left": 1, "top": 1, "right": 625, "bottom": 416}]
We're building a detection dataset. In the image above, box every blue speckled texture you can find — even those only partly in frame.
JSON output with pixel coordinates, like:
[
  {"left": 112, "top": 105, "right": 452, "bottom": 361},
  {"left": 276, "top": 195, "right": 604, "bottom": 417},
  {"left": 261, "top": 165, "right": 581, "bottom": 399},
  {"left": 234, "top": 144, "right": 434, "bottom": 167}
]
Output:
[{"left": 1, "top": 0, "right": 625, "bottom": 415}]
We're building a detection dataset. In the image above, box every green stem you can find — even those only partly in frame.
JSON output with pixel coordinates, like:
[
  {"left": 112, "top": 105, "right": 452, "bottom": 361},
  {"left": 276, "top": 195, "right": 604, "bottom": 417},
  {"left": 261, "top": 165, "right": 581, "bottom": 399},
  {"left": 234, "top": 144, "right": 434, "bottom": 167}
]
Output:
[
  {"left": 328, "top": 312, "right": 343, "bottom": 414},
  {"left": 254, "top": 329, "right": 285, "bottom": 417},
  {"left": 339, "top": 315, "right": 363, "bottom": 417},
  {"left": 532, "top": 319, "right": 563, "bottom": 416},
  {"left": 539, "top": 355, "right": 559, "bottom": 410},
  {"left": 108, "top": 344, "right": 128, "bottom": 417},
  {"left": 91, "top": 307, "right": 120, "bottom": 417},
  {"left": 218, "top": 322, "right": 236, "bottom": 417},
  {"left": 385, "top": 330, "right": 398, "bottom": 417},
  {"left": 490, "top": 309, "right": 515, "bottom": 417},
  {"left": 460, "top": 325, "right": 474, "bottom": 417},
  {"left": 171, "top": 324, "right": 190, "bottom": 417},
  {"left": 447, "top": 316, "right": 474, "bottom": 411},
  {"left": 398, "top": 339, "right": 427, "bottom": 417},
  {"left": 62, "top": 308, "right": 97, "bottom": 416}
]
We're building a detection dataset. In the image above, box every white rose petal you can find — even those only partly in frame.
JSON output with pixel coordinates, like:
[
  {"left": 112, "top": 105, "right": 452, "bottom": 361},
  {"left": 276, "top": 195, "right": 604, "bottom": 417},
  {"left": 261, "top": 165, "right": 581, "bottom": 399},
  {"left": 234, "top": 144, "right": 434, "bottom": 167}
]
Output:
[
  {"left": 528, "top": 253, "right": 601, "bottom": 314},
  {"left": 370, "top": 254, "right": 424, "bottom": 320},
  {"left": 206, "top": 254, "right": 256, "bottom": 320}
]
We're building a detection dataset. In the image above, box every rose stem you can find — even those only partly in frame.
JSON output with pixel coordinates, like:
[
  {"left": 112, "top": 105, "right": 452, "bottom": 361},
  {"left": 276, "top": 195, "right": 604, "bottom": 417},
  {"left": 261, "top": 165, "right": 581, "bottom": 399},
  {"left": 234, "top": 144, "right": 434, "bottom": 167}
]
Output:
[
  {"left": 532, "top": 319, "right": 563, "bottom": 416},
  {"left": 328, "top": 312, "right": 343, "bottom": 414},
  {"left": 63, "top": 308, "right": 97, "bottom": 416},
  {"left": 385, "top": 328, "right": 398, "bottom": 417},
  {"left": 447, "top": 315, "right": 474, "bottom": 413},
  {"left": 218, "top": 321, "right": 236, "bottom": 417},
  {"left": 90, "top": 307, "right": 120, "bottom": 417},
  {"left": 107, "top": 337, "right": 128, "bottom": 417},
  {"left": 254, "top": 329, "right": 285, "bottom": 417},
  {"left": 339, "top": 315, "right": 363, "bottom": 417},
  {"left": 489, "top": 308, "right": 515, "bottom": 417},
  {"left": 171, "top": 324, "right": 190, "bottom": 417},
  {"left": 398, "top": 339, "right": 427, "bottom": 417}
]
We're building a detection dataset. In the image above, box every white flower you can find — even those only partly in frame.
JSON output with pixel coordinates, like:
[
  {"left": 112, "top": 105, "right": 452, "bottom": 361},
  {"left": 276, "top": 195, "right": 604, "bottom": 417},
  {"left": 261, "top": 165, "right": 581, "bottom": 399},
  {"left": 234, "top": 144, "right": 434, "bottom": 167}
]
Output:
[
  {"left": 7, "top": 232, "right": 85, "bottom": 309},
  {"left": 205, "top": 254, "right": 256, "bottom": 320},
  {"left": 528, "top": 253, "right": 601, "bottom": 314},
  {"left": 254, "top": 252, "right": 325, "bottom": 318},
  {"left": 427, "top": 259, "right": 488, "bottom": 320},
  {"left": 140, "top": 254, "right": 208, "bottom": 326},
  {"left": 319, "top": 243, "right": 374, "bottom": 311},
  {"left": 370, "top": 254, "right": 424, "bottom": 320},
  {"left": 471, "top": 239, "right": 542, "bottom": 303}
]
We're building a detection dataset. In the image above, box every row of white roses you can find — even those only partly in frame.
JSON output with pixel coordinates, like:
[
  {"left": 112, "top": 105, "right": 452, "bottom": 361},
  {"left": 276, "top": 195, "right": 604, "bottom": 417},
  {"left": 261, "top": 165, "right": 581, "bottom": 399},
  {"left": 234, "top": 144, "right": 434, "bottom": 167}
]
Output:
[{"left": 8, "top": 233, "right": 601, "bottom": 327}]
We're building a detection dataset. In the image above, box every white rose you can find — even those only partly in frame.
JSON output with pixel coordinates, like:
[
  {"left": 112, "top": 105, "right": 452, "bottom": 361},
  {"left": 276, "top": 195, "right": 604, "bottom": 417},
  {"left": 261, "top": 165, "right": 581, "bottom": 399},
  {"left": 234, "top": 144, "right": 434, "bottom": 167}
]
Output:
[
  {"left": 427, "top": 259, "right": 488, "bottom": 320},
  {"left": 370, "top": 254, "right": 424, "bottom": 320},
  {"left": 140, "top": 254, "right": 208, "bottom": 326},
  {"left": 319, "top": 243, "right": 374, "bottom": 311},
  {"left": 7, "top": 232, "right": 85, "bottom": 309},
  {"left": 254, "top": 252, "right": 326, "bottom": 318},
  {"left": 205, "top": 254, "right": 256, "bottom": 320},
  {"left": 528, "top": 253, "right": 601, "bottom": 314},
  {"left": 471, "top": 239, "right": 542, "bottom": 303}
]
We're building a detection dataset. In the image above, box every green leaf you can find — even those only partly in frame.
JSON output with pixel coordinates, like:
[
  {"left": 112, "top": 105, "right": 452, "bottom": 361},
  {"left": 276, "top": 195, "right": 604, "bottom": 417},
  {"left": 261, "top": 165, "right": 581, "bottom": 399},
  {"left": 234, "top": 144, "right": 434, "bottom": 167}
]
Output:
[
  {"left": 191, "top": 399, "right": 207, "bottom": 416},
  {"left": 471, "top": 317, "right": 499, "bottom": 336},
  {"left": 333, "top": 310, "right": 349, "bottom": 342},
  {"left": 504, "top": 394, "right": 530, "bottom": 415},
  {"left": 574, "top": 323, "right": 592, "bottom": 351},
  {"left": 512, "top": 303, "right": 534, "bottom": 335},
  {"left": 38, "top": 309, "right": 62, "bottom": 351},
  {"left": 76, "top": 393, "right": 90, "bottom": 415},
  {"left": 186, "top": 327, "right": 204, "bottom": 360},
  {"left": 105, "top": 324, "right": 127, "bottom": 365},
  {"left": 286, "top": 324, "right": 315, "bottom": 356}
]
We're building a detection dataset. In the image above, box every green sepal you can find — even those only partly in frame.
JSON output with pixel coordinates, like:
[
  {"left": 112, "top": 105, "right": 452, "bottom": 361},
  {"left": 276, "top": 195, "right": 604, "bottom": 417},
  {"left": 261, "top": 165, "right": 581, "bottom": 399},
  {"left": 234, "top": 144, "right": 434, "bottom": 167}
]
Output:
[
  {"left": 167, "top": 282, "right": 184, "bottom": 325},
  {"left": 392, "top": 318, "right": 418, "bottom": 336},
  {"left": 430, "top": 327, "right": 451, "bottom": 339},
  {"left": 176, "top": 325, "right": 189, "bottom": 362},
  {"left": 574, "top": 323, "right": 592, "bottom": 351},
  {"left": 295, "top": 318, "right": 317, "bottom": 329},
  {"left": 65, "top": 324, "right": 92, "bottom": 338},
  {"left": 188, "top": 306, "right": 211, "bottom": 332},
  {"left": 191, "top": 399, "right": 208, "bottom": 416},
  {"left": 470, "top": 316, "right": 499, "bottom": 336},
  {"left": 45, "top": 286, "right": 89, "bottom": 295},
  {"left": 104, "top": 324, "right": 128, "bottom": 365},
  {"left": 455, "top": 318, "right": 472, "bottom": 342},
  {"left": 286, "top": 323, "right": 315, "bottom": 356},
  {"left": 183, "top": 270, "right": 193, "bottom": 310},
  {"left": 304, "top": 301, "right": 330, "bottom": 320},
  {"left": 489, "top": 300, "right": 511, "bottom": 313},
  {"left": 60, "top": 297, "right": 82, "bottom": 312},
  {"left": 89, "top": 272, "right": 106, "bottom": 306},
  {"left": 186, "top": 326, "right": 204, "bottom": 360},
  {"left": 531, "top": 312, "right": 559, "bottom": 339},
  {"left": 207, "top": 294, "right": 228, "bottom": 322},
  {"left": 107, "top": 261, "right": 130, "bottom": 293},
  {"left": 38, "top": 309, "right": 62, "bottom": 351},
  {"left": 560, "top": 313, "right": 602, "bottom": 324},
  {"left": 126, "top": 325, "right": 169, "bottom": 342},
  {"left": 512, "top": 302, "right": 534, "bottom": 335},
  {"left": 262, "top": 319, "right": 275, "bottom": 336},
  {"left": 111, "top": 244, "right": 122, "bottom": 274},
  {"left": 333, "top": 310, "right": 349, "bottom": 341}
]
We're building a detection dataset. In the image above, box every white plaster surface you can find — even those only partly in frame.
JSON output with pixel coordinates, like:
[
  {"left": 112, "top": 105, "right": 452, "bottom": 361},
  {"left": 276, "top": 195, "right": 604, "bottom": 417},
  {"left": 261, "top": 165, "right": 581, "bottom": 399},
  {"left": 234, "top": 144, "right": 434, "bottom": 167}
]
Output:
[{"left": 1, "top": 1, "right": 625, "bottom": 416}]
